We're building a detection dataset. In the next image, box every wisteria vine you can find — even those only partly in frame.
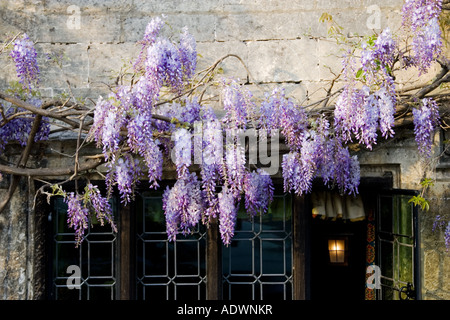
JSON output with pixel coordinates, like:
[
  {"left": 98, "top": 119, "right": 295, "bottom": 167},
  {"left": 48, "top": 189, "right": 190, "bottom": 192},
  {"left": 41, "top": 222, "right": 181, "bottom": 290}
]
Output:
[{"left": 1, "top": 0, "right": 448, "bottom": 249}]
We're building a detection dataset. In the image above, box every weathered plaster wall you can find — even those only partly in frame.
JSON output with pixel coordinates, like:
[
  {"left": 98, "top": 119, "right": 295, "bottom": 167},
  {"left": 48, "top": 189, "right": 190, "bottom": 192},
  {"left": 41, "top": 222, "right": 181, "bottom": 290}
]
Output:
[{"left": 0, "top": 0, "right": 448, "bottom": 300}]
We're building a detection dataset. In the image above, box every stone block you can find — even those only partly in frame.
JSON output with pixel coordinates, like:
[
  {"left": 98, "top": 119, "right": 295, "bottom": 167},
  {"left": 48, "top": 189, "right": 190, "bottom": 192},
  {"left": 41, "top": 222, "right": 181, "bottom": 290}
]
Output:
[
  {"left": 443, "top": 255, "right": 450, "bottom": 292},
  {"left": 360, "top": 0, "right": 405, "bottom": 8},
  {"left": 36, "top": 43, "right": 90, "bottom": 91},
  {"left": 319, "top": 7, "right": 402, "bottom": 36},
  {"left": 87, "top": 42, "right": 139, "bottom": 88},
  {"left": 317, "top": 0, "right": 364, "bottom": 10},
  {"left": 222, "top": 0, "right": 316, "bottom": 12},
  {"left": 215, "top": 11, "right": 324, "bottom": 41},
  {"left": 196, "top": 41, "right": 249, "bottom": 81},
  {"left": 317, "top": 39, "right": 347, "bottom": 81},
  {"left": 122, "top": 14, "right": 216, "bottom": 43},
  {"left": 34, "top": 12, "right": 121, "bottom": 43},
  {"left": 424, "top": 250, "right": 440, "bottom": 292},
  {"left": 247, "top": 39, "right": 319, "bottom": 83},
  {"left": 132, "top": 0, "right": 222, "bottom": 14},
  {"left": 43, "top": 0, "right": 134, "bottom": 14}
]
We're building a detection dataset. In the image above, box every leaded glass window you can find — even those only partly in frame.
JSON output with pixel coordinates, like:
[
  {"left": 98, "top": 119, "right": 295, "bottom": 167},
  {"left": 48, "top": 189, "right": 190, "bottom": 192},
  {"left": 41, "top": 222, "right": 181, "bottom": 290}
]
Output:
[
  {"left": 135, "top": 191, "right": 207, "bottom": 300},
  {"left": 49, "top": 186, "right": 295, "bottom": 300},
  {"left": 50, "top": 197, "right": 117, "bottom": 300},
  {"left": 222, "top": 192, "right": 293, "bottom": 300}
]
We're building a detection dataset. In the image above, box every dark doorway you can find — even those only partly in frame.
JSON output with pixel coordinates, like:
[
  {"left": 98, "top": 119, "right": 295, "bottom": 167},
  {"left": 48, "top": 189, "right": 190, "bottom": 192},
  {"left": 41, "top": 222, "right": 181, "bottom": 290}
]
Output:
[{"left": 310, "top": 217, "right": 367, "bottom": 300}]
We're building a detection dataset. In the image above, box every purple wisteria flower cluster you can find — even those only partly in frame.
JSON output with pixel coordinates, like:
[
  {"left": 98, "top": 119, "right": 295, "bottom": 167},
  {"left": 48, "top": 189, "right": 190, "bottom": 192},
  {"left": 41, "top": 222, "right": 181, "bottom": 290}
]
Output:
[
  {"left": 10, "top": 33, "right": 40, "bottom": 91},
  {"left": 85, "top": 184, "right": 117, "bottom": 231},
  {"left": 89, "top": 17, "right": 199, "bottom": 205},
  {"left": 335, "top": 28, "right": 397, "bottom": 151},
  {"left": 3, "top": 35, "right": 49, "bottom": 154},
  {"left": 198, "top": 116, "right": 224, "bottom": 220},
  {"left": 110, "top": 156, "right": 143, "bottom": 204},
  {"left": 0, "top": 103, "right": 49, "bottom": 152},
  {"left": 281, "top": 135, "right": 360, "bottom": 197},
  {"left": 218, "top": 187, "right": 238, "bottom": 245},
  {"left": 412, "top": 97, "right": 440, "bottom": 157},
  {"left": 65, "top": 192, "right": 89, "bottom": 246},
  {"left": 63, "top": 184, "right": 117, "bottom": 247},
  {"left": 432, "top": 215, "right": 450, "bottom": 251},
  {"left": 221, "top": 78, "right": 254, "bottom": 130},
  {"left": 259, "top": 87, "right": 308, "bottom": 152},
  {"left": 162, "top": 172, "right": 203, "bottom": 241},
  {"left": 244, "top": 169, "right": 274, "bottom": 218},
  {"left": 402, "top": 0, "right": 443, "bottom": 74}
]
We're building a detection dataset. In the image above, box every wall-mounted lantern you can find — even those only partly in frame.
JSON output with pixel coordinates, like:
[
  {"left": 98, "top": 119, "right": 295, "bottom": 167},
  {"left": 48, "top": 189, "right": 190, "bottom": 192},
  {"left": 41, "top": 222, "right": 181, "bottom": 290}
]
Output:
[{"left": 328, "top": 238, "right": 348, "bottom": 265}]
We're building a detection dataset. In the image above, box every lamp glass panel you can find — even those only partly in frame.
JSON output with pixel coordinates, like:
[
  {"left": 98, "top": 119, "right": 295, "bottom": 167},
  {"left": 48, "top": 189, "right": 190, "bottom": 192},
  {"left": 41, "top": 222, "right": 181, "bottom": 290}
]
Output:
[{"left": 328, "top": 239, "right": 345, "bottom": 263}]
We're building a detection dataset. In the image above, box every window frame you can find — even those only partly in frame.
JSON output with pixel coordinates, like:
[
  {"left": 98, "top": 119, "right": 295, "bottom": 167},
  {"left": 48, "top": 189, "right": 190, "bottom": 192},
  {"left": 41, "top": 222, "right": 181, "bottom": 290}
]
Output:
[{"left": 375, "top": 189, "right": 421, "bottom": 300}]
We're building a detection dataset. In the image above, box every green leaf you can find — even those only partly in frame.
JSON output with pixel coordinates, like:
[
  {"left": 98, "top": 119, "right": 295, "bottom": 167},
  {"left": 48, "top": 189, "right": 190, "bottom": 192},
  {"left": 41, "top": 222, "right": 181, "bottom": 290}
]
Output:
[
  {"left": 408, "top": 195, "right": 430, "bottom": 211},
  {"left": 319, "top": 13, "right": 333, "bottom": 23},
  {"left": 356, "top": 68, "right": 364, "bottom": 78},
  {"left": 420, "top": 178, "right": 435, "bottom": 188}
]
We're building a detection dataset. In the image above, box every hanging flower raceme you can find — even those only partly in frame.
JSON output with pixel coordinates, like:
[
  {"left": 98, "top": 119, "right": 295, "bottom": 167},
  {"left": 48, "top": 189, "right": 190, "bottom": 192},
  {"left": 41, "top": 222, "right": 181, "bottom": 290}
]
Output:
[
  {"left": 243, "top": 169, "right": 274, "bottom": 217},
  {"left": 132, "top": 76, "right": 158, "bottom": 116},
  {"left": 278, "top": 96, "right": 308, "bottom": 152},
  {"left": 282, "top": 151, "right": 302, "bottom": 194},
  {"left": 281, "top": 129, "right": 326, "bottom": 196},
  {"left": 412, "top": 97, "right": 440, "bottom": 158},
  {"left": 146, "top": 37, "right": 184, "bottom": 92},
  {"left": 199, "top": 116, "right": 224, "bottom": 220},
  {"left": 374, "top": 28, "right": 396, "bottom": 68},
  {"left": 179, "top": 26, "right": 197, "bottom": 81},
  {"left": 10, "top": 33, "right": 40, "bottom": 91},
  {"left": 134, "top": 15, "right": 165, "bottom": 73},
  {"left": 127, "top": 113, "right": 163, "bottom": 188},
  {"left": 401, "top": 0, "right": 443, "bottom": 73},
  {"left": 224, "top": 134, "right": 246, "bottom": 200},
  {"left": 259, "top": 87, "right": 285, "bottom": 136},
  {"left": 65, "top": 192, "right": 90, "bottom": 247},
  {"left": 361, "top": 28, "right": 396, "bottom": 80},
  {"left": 145, "top": 27, "right": 197, "bottom": 93},
  {"left": 222, "top": 79, "right": 254, "bottom": 130},
  {"left": 334, "top": 84, "right": 397, "bottom": 150},
  {"left": 56, "top": 184, "right": 117, "bottom": 247},
  {"left": 218, "top": 187, "right": 238, "bottom": 246},
  {"left": 173, "top": 127, "right": 192, "bottom": 179},
  {"left": 108, "top": 156, "right": 143, "bottom": 204},
  {"left": 85, "top": 184, "right": 117, "bottom": 233},
  {"left": 333, "top": 140, "right": 360, "bottom": 195},
  {"left": 334, "top": 86, "right": 366, "bottom": 144},
  {"left": 89, "top": 90, "right": 129, "bottom": 162},
  {"left": 376, "top": 85, "right": 396, "bottom": 139},
  {"left": 162, "top": 172, "right": 204, "bottom": 241},
  {"left": 317, "top": 138, "right": 337, "bottom": 187}
]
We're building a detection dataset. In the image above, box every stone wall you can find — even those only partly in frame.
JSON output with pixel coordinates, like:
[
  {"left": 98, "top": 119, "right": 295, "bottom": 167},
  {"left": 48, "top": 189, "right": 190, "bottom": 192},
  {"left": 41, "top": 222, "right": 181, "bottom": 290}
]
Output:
[
  {"left": 0, "top": 0, "right": 449, "bottom": 300},
  {"left": 0, "top": 0, "right": 406, "bottom": 101}
]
